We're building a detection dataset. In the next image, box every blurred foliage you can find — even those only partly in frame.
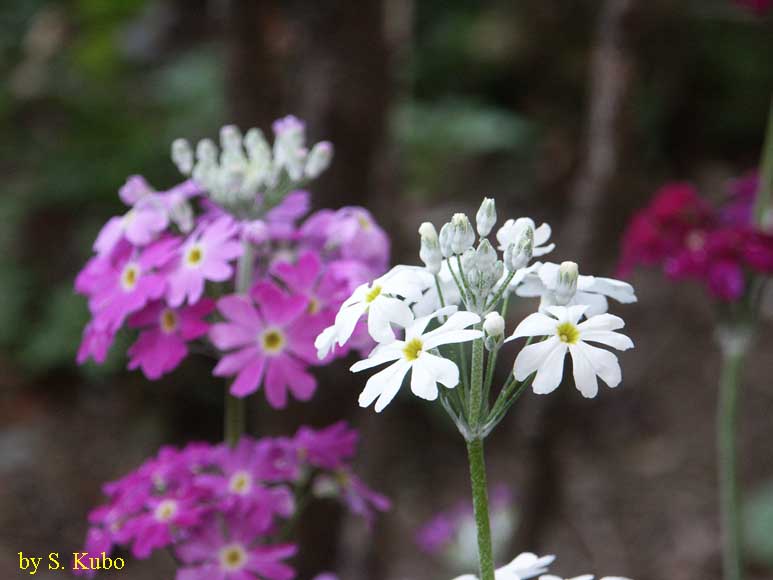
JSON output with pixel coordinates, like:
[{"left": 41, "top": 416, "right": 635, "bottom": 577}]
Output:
[{"left": 744, "top": 481, "right": 773, "bottom": 566}]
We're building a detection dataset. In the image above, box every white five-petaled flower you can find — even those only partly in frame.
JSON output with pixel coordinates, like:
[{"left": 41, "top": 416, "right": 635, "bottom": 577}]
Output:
[
  {"left": 496, "top": 218, "right": 554, "bottom": 258},
  {"left": 507, "top": 305, "right": 634, "bottom": 398},
  {"left": 314, "top": 266, "right": 434, "bottom": 358},
  {"left": 351, "top": 307, "right": 482, "bottom": 412},
  {"left": 516, "top": 262, "right": 637, "bottom": 316},
  {"left": 451, "top": 552, "right": 556, "bottom": 580}
]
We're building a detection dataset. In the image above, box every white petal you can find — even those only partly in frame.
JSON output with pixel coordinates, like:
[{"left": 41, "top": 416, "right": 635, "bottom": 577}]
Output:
[
  {"left": 579, "top": 275, "right": 637, "bottom": 304},
  {"left": 532, "top": 242, "right": 555, "bottom": 257},
  {"left": 424, "top": 329, "right": 483, "bottom": 350},
  {"left": 572, "top": 291, "right": 609, "bottom": 316},
  {"left": 350, "top": 344, "right": 403, "bottom": 372},
  {"left": 334, "top": 302, "right": 367, "bottom": 346},
  {"left": 419, "top": 352, "right": 459, "bottom": 388},
  {"left": 576, "top": 341, "right": 622, "bottom": 388},
  {"left": 410, "top": 358, "right": 439, "bottom": 401},
  {"left": 580, "top": 330, "right": 634, "bottom": 351},
  {"left": 537, "top": 262, "right": 560, "bottom": 289},
  {"left": 532, "top": 342, "right": 568, "bottom": 394},
  {"left": 513, "top": 269, "right": 546, "bottom": 296},
  {"left": 368, "top": 297, "right": 413, "bottom": 343},
  {"left": 577, "top": 313, "right": 625, "bottom": 332},
  {"left": 513, "top": 337, "right": 560, "bottom": 381},
  {"left": 314, "top": 325, "right": 337, "bottom": 359},
  {"left": 506, "top": 312, "right": 557, "bottom": 341},
  {"left": 533, "top": 222, "right": 552, "bottom": 247},
  {"left": 569, "top": 343, "right": 598, "bottom": 398},
  {"left": 358, "top": 359, "right": 411, "bottom": 411},
  {"left": 500, "top": 552, "right": 556, "bottom": 579},
  {"left": 545, "top": 304, "right": 587, "bottom": 324},
  {"left": 407, "top": 305, "right": 459, "bottom": 338},
  {"left": 341, "top": 283, "right": 368, "bottom": 309}
]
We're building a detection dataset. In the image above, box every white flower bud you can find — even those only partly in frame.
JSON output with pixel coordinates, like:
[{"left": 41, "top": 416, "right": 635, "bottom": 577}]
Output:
[
  {"left": 475, "top": 239, "right": 497, "bottom": 276},
  {"left": 168, "top": 195, "right": 194, "bottom": 233},
  {"left": 554, "top": 261, "right": 579, "bottom": 305},
  {"left": 450, "top": 213, "right": 475, "bottom": 254},
  {"left": 504, "top": 225, "right": 533, "bottom": 272},
  {"left": 460, "top": 248, "right": 476, "bottom": 272},
  {"left": 418, "top": 222, "right": 442, "bottom": 274},
  {"left": 476, "top": 197, "right": 497, "bottom": 237},
  {"left": 171, "top": 139, "right": 193, "bottom": 175},
  {"left": 483, "top": 312, "right": 505, "bottom": 337},
  {"left": 305, "top": 141, "right": 334, "bottom": 178},
  {"left": 439, "top": 222, "right": 454, "bottom": 258}
]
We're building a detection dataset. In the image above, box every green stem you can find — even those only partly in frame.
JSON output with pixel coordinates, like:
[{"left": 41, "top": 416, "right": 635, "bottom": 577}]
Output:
[
  {"left": 465, "top": 334, "right": 495, "bottom": 580},
  {"left": 225, "top": 241, "right": 255, "bottom": 447},
  {"left": 466, "top": 438, "right": 496, "bottom": 580},
  {"left": 718, "top": 342, "right": 746, "bottom": 580},
  {"left": 753, "top": 98, "right": 773, "bottom": 227}
]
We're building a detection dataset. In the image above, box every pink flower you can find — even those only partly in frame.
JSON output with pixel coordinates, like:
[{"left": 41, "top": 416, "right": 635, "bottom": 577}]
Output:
[
  {"left": 87, "top": 237, "right": 179, "bottom": 332},
  {"left": 210, "top": 282, "right": 323, "bottom": 407},
  {"left": 127, "top": 299, "right": 215, "bottom": 379},
  {"left": 314, "top": 471, "right": 391, "bottom": 526},
  {"left": 123, "top": 492, "right": 205, "bottom": 559},
  {"left": 77, "top": 321, "right": 117, "bottom": 364},
  {"left": 176, "top": 515, "right": 296, "bottom": 580},
  {"left": 734, "top": 0, "right": 772, "bottom": 15},
  {"left": 166, "top": 217, "right": 243, "bottom": 307},
  {"left": 294, "top": 422, "right": 358, "bottom": 470}
]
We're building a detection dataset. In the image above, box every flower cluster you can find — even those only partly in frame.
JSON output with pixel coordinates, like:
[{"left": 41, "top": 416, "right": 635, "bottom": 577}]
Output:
[
  {"left": 75, "top": 118, "right": 389, "bottom": 408},
  {"left": 618, "top": 176, "right": 773, "bottom": 302},
  {"left": 79, "top": 422, "right": 388, "bottom": 579},
  {"left": 316, "top": 198, "right": 636, "bottom": 434},
  {"left": 450, "top": 552, "right": 631, "bottom": 580},
  {"left": 416, "top": 485, "right": 516, "bottom": 571}
]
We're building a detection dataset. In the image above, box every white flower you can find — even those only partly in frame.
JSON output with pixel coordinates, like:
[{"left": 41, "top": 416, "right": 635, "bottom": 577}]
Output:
[
  {"left": 476, "top": 197, "right": 497, "bottom": 237},
  {"left": 507, "top": 305, "right": 634, "bottom": 398},
  {"left": 451, "top": 552, "right": 556, "bottom": 580},
  {"left": 419, "top": 222, "right": 443, "bottom": 274},
  {"left": 516, "top": 262, "right": 637, "bottom": 316},
  {"left": 496, "top": 218, "right": 554, "bottom": 258},
  {"left": 351, "top": 307, "right": 482, "bottom": 412},
  {"left": 412, "top": 260, "right": 463, "bottom": 318},
  {"left": 314, "top": 266, "right": 434, "bottom": 358},
  {"left": 483, "top": 312, "right": 505, "bottom": 337},
  {"left": 540, "top": 576, "right": 632, "bottom": 580}
]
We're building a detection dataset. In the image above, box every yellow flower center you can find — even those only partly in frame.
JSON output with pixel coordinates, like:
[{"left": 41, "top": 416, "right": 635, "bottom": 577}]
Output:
[
  {"left": 228, "top": 470, "right": 253, "bottom": 495},
  {"left": 153, "top": 499, "right": 178, "bottom": 522},
  {"left": 159, "top": 309, "right": 178, "bottom": 334},
  {"left": 357, "top": 214, "right": 372, "bottom": 230},
  {"left": 185, "top": 244, "right": 204, "bottom": 267},
  {"left": 308, "top": 296, "right": 321, "bottom": 314},
  {"left": 556, "top": 322, "right": 580, "bottom": 344},
  {"left": 120, "top": 263, "right": 140, "bottom": 291},
  {"left": 219, "top": 544, "right": 248, "bottom": 571},
  {"left": 261, "top": 329, "right": 286, "bottom": 354},
  {"left": 402, "top": 337, "right": 424, "bottom": 361},
  {"left": 365, "top": 285, "right": 382, "bottom": 303}
]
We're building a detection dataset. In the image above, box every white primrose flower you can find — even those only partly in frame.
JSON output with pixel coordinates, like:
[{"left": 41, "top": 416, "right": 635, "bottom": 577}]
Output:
[
  {"left": 351, "top": 307, "right": 482, "bottom": 412},
  {"left": 412, "top": 259, "right": 463, "bottom": 318},
  {"left": 540, "top": 576, "right": 633, "bottom": 580},
  {"left": 496, "top": 218, "right": 554, "bottom": 258},
  {"left": 507, "top": 305, "right": 634, "bottom": 398},
  {"left": 516, "top": 261, "right": 637, "bottom": 316},
  {"left": 452, "top": 552, "right": 556, "bottom": 580},
  {"left": 315, "top": 266, "right": 434, "bottom": 358}
]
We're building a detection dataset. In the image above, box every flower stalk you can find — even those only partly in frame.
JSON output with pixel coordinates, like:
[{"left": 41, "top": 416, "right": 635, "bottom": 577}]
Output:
[
  {"left": 225, "top": 240, "right": 255, "bottom": 446},
  {"left": 466, "top": 437, "right": 496, "bottom": 580}
]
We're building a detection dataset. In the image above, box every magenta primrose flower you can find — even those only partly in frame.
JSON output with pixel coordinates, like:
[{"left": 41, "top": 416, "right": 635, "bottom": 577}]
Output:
[
  {"left": 127, "top": 299, "right": 215, "bottom": 379},
  {"left": 166, "top": 216, "right": 243, "bottom": 307},
  {"left": 176, "top": 518, "right": 297, "bottom": 580},
  {"left": 210, "top": 282, "right": 324, "bottom": 407}
]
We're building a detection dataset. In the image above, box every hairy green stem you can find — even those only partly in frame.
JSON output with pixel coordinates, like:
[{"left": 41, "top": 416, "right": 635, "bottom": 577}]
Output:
[
  {"left": 753, "top": 98, "right": 773, "bottom": 226},
  {"left": 466, "top": 437, "right": 495, "bottom": 580},
  {"left": 718, "top": 342, "right": 746, "bottom": 580},
  {"left": 225, "top": 241, "right": 255, "bottom": 447}
]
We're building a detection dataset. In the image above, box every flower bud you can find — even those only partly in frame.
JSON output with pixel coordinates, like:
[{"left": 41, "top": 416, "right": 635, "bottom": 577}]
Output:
[
  {"left": 483, "top": 312, "right": 505, "bottom": 337},
  {"left": 439, "top": 222, "right": 454, "bottom": 258},
  {"left": 450, "top": 213, "right": 475, "bottom": 254},
  {"left": 554, "top": 261, "right": 579, "bottom": 305},
  {"left": 460, "top": 248, "right": 476, "bottom": 272},
  {"left": 418, "top": 222, "right": 442, "bottom": 274},
  {"left": 171, "top": 139, "right": 193, "bottom": 175},
  {"left": 476, "top": 197, "right": 497, "bottom": 237},
  {"left": 504, "top": 225, "right": 533, "bottom": 272},
  {"left": 475, "top": 239, "right": 497, "bottom": 277},
  {"left": 305, "top": 141, "right": 334, "bottom": 178}
]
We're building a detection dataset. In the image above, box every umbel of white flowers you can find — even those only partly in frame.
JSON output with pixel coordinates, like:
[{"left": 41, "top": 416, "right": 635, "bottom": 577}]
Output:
[
  {"left": 172, "top": 116, "right": 332, "bottom": 217},
  {"left": 315, "top": 197, "right": 636, "bottom": 437}
]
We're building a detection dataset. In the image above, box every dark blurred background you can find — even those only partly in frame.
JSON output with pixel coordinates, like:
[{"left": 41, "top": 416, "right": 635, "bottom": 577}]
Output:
[{"left": 1, "top": 1, "right": 772, "bottom": 579}]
